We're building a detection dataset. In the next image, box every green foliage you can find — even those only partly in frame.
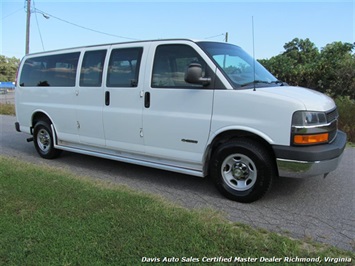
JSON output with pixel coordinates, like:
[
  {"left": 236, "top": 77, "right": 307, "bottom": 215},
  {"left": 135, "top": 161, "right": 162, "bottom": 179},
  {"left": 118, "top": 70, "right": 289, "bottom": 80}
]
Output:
[
  {"left": 0, "top": 55, "right": 20, "bottom": 81},
  {"left": 335, "top": 96, "right": 355, "bottom": 143},
  {"left": 259, "top": 38, "right": 355, "bottom": 99},
  {"left": 318, "top": 43, "right": 355, "bottom": 98},
  {"left": 283, "top": 38, "right": 319, "bottom": 65}
]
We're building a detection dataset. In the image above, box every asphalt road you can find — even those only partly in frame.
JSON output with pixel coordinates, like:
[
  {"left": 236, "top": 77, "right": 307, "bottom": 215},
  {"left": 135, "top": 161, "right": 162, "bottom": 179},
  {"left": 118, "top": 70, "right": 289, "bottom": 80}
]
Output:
[{"left": 1, "top": 114, "right": 354, "bottom": 252}]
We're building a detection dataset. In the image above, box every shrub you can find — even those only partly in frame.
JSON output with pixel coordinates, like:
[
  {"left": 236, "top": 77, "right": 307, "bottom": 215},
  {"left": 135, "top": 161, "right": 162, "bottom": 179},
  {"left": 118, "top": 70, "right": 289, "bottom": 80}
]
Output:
[{"left": 335, "top": 96, "right": 355, "bottom": 143}]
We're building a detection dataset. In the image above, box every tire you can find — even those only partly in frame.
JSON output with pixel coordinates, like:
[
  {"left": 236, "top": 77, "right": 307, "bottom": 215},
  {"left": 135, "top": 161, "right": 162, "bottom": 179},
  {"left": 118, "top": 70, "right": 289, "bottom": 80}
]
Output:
[
  {"left": 33, "top": 121, "right": 62, "bottom": 159},
  {"left": 210, "top": 139, "right": 274, "bottom": 203}
]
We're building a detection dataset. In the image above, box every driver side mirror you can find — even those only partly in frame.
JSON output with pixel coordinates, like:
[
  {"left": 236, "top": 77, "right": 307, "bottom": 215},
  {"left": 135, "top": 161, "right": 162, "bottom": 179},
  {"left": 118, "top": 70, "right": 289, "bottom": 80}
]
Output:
[{"left": 184, "top": 63, "right": 211, "bottom": 86}]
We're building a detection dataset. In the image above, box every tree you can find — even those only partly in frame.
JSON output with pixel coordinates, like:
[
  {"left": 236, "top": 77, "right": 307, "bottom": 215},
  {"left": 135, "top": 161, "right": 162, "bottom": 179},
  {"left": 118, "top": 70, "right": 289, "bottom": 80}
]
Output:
[
  {"left": 283, "top": 38, "right": 319, "bottom": 65},
  {"left": 317, "top": 42, "right": 355, "bottom": 98},
  {"left": 0, "top": 55, "right": 20, "bottom": 81},
  {"left": 259, "top": 38, "right": 320, "bottom": 87},
  {"left": 259, "top": 55, "right": 298, "bottom": 85},
  {"left": 259, "top": 38, "right": 355, "bottom": 99}
]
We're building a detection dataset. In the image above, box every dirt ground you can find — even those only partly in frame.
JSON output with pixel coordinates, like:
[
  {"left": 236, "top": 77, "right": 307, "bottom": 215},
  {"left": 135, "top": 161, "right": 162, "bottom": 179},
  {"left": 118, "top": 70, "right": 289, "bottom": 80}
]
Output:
[{"left": 0, "top": 90, "right": 15, "bottom": 104}]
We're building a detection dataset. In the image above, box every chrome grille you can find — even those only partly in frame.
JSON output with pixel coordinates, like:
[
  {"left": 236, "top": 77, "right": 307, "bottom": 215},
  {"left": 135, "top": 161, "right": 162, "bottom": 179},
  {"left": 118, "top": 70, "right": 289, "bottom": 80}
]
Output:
[
  {"left": 326, "top": 108, "right": 338, "bottom": 143},
  {"left": 326, "top": 108, "right": 339, "bottom": 123}
]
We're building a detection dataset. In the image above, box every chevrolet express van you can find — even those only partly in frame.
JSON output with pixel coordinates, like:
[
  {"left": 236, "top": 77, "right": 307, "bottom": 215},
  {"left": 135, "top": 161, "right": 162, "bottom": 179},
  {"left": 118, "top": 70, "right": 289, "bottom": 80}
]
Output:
[{"left": 15, "top": 39, "right": 347, "bottom": 202}]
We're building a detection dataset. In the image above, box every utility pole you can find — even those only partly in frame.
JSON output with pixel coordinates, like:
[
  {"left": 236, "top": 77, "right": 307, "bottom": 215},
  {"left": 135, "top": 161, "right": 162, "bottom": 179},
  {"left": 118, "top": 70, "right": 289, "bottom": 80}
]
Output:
[
  {"left": 225, "top": 32, "right": 228, "bottom": 42},
  {"left": 25, "top": 0, "right": 31, "bottom": 54}
]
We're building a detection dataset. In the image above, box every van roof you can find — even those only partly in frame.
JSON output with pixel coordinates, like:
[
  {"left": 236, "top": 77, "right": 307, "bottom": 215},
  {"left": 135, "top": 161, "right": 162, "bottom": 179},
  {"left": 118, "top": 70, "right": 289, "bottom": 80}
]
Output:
[{"left": 24, "top": 38, "right": 224, "bottom": 57}]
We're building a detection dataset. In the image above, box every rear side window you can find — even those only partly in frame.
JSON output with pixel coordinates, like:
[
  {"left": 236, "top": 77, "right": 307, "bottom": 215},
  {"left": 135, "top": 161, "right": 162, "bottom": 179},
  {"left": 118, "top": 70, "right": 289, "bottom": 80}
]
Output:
[
  {"left": 20, "top": 52, "right": 80, "bottom": 87},
  {"left": 80, "top": 50, "right": 107, "bottom": 87},
  {"left": 152, "top": 44, "right": 207, "bottom": 88},
  {"left": 107, "top": 47, "right": 143, "bottom": 87}
]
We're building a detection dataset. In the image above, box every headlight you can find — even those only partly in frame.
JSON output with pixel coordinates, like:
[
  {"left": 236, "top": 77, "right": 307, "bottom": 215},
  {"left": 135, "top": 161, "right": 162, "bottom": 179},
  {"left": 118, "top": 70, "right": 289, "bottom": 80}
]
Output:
[
  {"left": 292, "top": 111, "right": 327, "bottom": 127},
  {"left": 291, "top": 111, "right": 329, "bottom": 145}
]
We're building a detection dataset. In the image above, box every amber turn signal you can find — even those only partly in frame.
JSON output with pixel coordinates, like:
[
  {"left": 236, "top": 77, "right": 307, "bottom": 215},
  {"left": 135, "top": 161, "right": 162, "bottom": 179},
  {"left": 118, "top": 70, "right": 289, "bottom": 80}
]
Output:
[{"left": 294, "top": 133, "right": 329, "bottom": 145}]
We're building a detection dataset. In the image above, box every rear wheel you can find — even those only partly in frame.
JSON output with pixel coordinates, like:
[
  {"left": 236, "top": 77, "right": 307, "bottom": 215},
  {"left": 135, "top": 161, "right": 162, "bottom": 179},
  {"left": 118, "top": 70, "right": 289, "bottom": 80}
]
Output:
[
  {"left": 210, "top": 139, "right": 274, "bottom": 203},
  {"left": 33, "top": 121, "right": 62, "bottom": 159}
]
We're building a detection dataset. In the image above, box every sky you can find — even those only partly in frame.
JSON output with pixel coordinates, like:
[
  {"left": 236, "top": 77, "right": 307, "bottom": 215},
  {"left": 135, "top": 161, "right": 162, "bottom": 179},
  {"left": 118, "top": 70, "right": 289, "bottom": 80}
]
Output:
[{"left": 1, "top": 0, "right": 354, "bottom": 60}]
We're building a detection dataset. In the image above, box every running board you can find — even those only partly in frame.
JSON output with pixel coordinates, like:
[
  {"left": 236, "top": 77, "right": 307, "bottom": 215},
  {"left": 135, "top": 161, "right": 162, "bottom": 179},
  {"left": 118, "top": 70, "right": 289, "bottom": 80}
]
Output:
[{"left": 51, "top": 126, "right": 204, "bottom": 178}]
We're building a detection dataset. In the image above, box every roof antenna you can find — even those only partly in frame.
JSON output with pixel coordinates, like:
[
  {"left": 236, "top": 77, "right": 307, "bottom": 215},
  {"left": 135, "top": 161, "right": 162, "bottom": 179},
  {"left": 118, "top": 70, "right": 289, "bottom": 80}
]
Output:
[{"left": 252, "top": 16, "right": 256, "bottom": 92}]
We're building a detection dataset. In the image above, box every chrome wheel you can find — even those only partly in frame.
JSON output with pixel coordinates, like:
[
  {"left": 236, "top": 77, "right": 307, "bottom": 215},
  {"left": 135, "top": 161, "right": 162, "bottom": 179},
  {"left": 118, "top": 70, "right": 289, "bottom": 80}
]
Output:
[
  {"left": 211, "top": 139, "right": 274, "bottom": 203},
  {"left": 37, "top": 128, "right": 51, "bottom": 153},
  {"left": 221, "top": 153, "right": 257, "bottom": 191},
  {"left": 34, "top": 121, "right": 62, "bottom": 159}
]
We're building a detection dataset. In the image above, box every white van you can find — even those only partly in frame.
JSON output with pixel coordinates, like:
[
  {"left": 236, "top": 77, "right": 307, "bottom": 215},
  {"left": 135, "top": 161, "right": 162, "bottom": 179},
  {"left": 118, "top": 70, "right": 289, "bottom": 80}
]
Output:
[{"left": 15, "top": 39, "right": 347, "bottom": 202}]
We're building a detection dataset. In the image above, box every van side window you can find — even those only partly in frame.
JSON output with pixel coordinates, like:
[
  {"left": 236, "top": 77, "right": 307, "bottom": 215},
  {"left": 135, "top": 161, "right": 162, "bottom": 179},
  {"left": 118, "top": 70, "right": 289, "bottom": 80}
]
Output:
[
  {"left": 80, "top": 50, "right": 107, "bottom": 87},
  {"left": 107, "top": 47, "right": 143, "bottom": 87},
  {"left": 19, "top": 52, "right": 80, "bottom": 87},
  {"left": 152, "top": 44, "right": 206, "bottom": 88}
]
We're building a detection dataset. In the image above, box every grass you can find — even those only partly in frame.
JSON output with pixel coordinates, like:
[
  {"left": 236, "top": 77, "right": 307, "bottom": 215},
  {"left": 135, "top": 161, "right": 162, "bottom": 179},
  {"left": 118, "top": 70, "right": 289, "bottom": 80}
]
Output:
[
  {"left": 0, "top": 156, "right": 354, "bottom": 266},
  {"left": 0, "top": 103, "right": 15, "bottom": 116}
]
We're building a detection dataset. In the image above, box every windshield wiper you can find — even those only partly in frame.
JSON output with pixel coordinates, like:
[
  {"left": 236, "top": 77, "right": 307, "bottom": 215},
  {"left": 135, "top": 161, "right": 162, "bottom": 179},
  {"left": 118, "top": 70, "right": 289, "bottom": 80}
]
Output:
[
  {"left": 240, "top": 80, "right": 270, "bottom": 87},
  {"left": 240, "top": 80, "right": 287, "bottom": 87},
  {"left": 271, "top": 80, "right": 287, "bottom": 86}
]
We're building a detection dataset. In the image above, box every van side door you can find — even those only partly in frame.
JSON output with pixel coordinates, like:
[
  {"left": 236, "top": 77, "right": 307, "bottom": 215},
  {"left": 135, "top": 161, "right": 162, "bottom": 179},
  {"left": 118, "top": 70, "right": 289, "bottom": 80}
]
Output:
[
  {"left": 142, "top": 42, "right": 217, "bottom": 171},
  {"left": 76, "top": 48, "right": 108, "bottom": 146},
  {"left": 102, "top": 45, "right": 146, "bottom": 154}
]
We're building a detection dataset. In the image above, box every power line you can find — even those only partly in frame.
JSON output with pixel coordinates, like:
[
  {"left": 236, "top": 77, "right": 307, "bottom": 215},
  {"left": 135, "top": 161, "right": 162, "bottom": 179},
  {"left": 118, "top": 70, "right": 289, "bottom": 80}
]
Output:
[
  {"left": 204, "top": 33, "right": 225, "bottom": 40},
  {"left": 33, "top": 0, "right": 45, "bottom": 51},
  {"left": 204, "top": 33, "right": 229, "bottom": 43},
  {"left": 33, "top": 8, "right": 140, "bottom": 41},
  {"left": 1, "top": 7, "right": 23, "bottom": 21}
]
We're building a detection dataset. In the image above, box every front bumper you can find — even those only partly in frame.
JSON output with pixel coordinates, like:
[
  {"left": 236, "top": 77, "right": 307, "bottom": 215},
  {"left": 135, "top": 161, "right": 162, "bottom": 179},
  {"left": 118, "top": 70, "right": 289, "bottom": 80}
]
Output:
[{"left": 273, "top": 130, "right": 347, "bottom": 178}]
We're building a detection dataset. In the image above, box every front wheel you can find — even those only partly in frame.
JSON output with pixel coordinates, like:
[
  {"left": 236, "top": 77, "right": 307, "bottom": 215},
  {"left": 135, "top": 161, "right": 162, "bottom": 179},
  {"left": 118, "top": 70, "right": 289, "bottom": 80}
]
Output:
[
  {"left": 33, "top": 121, "right": 62, "bottom": 159},
  {"left": 210, "top": 139, "right": 274, "bottom": 203}
]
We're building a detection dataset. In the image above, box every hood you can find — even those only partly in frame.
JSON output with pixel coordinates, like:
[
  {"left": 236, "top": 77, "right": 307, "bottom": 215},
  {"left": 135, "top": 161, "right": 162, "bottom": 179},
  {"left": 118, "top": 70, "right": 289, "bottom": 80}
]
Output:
[{"left": 258, "top": 86, "right": 335, "bottom": 112}]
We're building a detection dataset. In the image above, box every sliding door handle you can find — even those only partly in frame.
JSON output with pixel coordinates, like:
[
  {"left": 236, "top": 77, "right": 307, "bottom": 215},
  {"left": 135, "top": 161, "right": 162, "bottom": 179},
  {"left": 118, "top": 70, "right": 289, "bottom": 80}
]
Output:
[
  {"left": 105, "top": 91, "right": 110, "bottom": 106},
  {"left": 144, "top": 92, "right": 150, "bottom": 108}
]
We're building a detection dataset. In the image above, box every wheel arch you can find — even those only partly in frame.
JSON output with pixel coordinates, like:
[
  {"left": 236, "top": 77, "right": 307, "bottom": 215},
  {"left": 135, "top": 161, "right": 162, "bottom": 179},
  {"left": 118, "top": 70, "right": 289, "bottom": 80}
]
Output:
[
  {"left": 31, "top": 111, "right": 53, "bottom": 133},
  {"left": 32, "top": 117, "right": 62, "bottom": 159},
  {"left": 203, "top": 129, "right": 277, "bottom": 176}
]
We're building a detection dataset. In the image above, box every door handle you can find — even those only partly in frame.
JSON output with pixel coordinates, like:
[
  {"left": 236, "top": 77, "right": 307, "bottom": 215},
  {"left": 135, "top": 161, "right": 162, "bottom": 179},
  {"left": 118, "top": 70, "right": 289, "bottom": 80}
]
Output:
[
  {"left": 105, "top": 91, "right": 110, "bottom": 106},
  {"left": 144, "top": 92, "right": 150, "bottom": 108}
]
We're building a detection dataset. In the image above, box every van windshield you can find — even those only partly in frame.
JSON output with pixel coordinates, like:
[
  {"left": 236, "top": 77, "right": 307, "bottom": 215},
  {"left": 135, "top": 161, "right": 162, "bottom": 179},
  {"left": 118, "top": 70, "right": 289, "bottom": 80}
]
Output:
[{"left": 197, "top": 42, "right": 278, "bottom": 89}]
